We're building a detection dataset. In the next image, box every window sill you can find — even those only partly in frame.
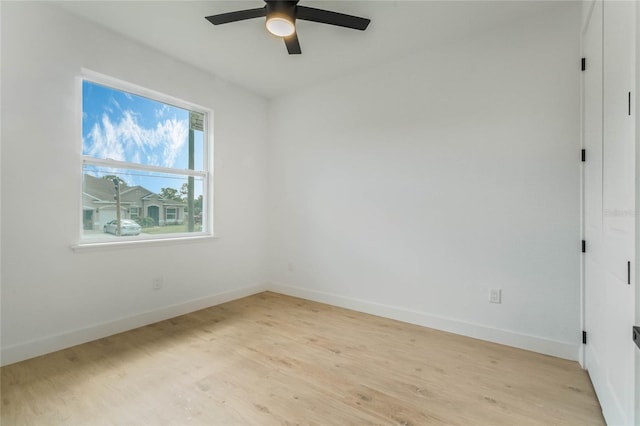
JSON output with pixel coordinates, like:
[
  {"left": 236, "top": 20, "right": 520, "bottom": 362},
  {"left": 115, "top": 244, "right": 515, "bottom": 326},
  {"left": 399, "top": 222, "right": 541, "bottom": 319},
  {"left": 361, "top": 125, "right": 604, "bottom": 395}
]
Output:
[{"left": 71, "top": 233, "right": 218, "bottom": 252}]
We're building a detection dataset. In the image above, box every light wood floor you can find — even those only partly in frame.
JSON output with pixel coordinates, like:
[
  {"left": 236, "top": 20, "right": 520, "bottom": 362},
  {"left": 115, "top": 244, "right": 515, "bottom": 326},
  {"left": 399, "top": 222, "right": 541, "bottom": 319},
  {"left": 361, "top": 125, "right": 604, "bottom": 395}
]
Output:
[{"left": 1, "top": 292, "right": 604, "bottom": 425}]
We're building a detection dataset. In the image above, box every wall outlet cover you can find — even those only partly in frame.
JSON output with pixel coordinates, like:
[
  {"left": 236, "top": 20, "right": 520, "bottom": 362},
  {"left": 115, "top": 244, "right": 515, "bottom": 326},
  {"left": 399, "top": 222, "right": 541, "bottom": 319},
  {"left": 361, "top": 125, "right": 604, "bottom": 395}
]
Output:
[{"left": 490, "top": 289, "right": 502, "bottom": 304}]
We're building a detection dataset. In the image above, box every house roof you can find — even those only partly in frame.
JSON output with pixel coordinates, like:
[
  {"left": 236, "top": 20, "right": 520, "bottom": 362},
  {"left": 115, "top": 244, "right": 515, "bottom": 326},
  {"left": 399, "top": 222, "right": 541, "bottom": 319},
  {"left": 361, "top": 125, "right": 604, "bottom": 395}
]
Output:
[
  {"left": 83, "top": 174, "right": 186, "bottom": 206},
  {"left": 120, "top": 186, "right": 151, "bottom": 197},
  {"left": 83, "top": 174, "right": 122, "bottom": 201}
]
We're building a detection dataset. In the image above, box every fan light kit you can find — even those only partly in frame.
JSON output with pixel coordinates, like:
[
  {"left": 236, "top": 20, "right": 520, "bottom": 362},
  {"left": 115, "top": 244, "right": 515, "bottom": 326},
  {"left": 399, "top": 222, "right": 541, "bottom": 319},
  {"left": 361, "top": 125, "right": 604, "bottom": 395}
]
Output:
[
  {"left": 266, "top": 15, "right": 295, "bottom": 37},
  {"left": 206, "top": 0, "right": 371, "bottom": 55}
]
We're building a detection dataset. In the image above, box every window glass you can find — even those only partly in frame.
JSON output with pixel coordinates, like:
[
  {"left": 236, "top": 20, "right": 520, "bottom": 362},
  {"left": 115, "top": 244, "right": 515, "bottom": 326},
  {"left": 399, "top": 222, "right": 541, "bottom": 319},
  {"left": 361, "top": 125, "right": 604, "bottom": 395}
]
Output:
[{"left": 81, "top": 78, "right": 208, "bottom": 241}]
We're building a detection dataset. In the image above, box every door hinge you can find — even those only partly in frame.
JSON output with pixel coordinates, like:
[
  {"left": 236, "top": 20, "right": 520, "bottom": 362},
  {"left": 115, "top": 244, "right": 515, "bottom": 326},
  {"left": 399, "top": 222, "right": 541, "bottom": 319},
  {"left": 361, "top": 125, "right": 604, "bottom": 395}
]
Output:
[
  {"left": 582, "top": 240, "right": 586, "bottom": 253},
  {"left": 581, "top": 149, "right": 586, "bottom": 162},
  {"left": 582, "top": 331, "right": 587, "bottom": 344},
  {"left": 581, "top": 57, "right": 586, "bottom": 71},
  {"left": 633, "top": 326, "right": 640, "bottom": 350}
]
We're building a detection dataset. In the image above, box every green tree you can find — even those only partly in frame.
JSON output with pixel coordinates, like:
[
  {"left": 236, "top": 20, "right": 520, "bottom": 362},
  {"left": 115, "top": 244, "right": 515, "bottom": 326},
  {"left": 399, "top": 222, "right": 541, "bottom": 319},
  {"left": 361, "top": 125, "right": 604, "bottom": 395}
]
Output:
[
  {"left": 194, "top": 195, "right": 203, "bottom": 215},
  {"left": 184, "top": 195, "right": 203, "bottom": 214},
  {"left": 160, "top": 187, "right": 182, "bottom": 201},
  {"left": 180, "top": 183, "right": 189, "bottom": 200}
]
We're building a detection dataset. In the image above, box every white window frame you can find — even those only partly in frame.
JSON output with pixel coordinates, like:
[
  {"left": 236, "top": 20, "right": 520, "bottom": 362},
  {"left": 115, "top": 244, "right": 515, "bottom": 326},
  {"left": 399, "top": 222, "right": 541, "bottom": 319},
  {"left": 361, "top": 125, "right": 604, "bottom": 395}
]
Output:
[
  {"left": 166, "top": 207, "right": 177, "bottom": 221},
  {"left": 74, "top": 70, "right": 214, "bottom": 250}
]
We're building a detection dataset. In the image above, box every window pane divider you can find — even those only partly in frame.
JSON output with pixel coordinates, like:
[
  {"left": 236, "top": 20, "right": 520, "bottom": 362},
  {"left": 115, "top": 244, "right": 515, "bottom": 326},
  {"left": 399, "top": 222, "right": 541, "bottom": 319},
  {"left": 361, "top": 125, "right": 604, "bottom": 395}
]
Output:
[{"left": 82, "top": 157, "right": 207, "bottom": 178}]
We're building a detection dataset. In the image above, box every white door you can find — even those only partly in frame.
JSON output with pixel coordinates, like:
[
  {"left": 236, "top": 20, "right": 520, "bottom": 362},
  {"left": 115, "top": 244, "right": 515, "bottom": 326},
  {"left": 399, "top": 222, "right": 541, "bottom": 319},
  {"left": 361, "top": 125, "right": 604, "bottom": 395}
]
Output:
[{"left": 583, "top": 1, "right": 636, "bottom": 425}]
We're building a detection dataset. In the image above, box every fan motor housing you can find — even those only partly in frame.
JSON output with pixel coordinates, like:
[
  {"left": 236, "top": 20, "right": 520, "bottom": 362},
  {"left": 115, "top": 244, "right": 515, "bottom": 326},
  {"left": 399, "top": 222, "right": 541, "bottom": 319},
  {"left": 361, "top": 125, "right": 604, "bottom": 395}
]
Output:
[
  {"left": 266, "top": 0, "right": 298, "bottom": 19},
  {"left": 205, "top": 0, "right": 370, "bottom": 55}
]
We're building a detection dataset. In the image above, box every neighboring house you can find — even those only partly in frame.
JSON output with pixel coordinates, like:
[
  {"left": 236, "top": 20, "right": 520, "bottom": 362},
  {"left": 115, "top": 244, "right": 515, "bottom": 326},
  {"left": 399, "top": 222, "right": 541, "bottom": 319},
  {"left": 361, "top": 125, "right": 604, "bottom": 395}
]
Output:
[{"left": 82, "top": 174, "right": 186, "bottom": 230}]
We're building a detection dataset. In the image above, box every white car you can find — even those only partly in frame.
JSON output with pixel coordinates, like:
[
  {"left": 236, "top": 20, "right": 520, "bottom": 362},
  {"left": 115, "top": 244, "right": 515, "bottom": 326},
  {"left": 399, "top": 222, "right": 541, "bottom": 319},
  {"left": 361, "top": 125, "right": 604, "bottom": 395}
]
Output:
[{"left": 103, "top": 219, "right": 142, "bottom": 236}]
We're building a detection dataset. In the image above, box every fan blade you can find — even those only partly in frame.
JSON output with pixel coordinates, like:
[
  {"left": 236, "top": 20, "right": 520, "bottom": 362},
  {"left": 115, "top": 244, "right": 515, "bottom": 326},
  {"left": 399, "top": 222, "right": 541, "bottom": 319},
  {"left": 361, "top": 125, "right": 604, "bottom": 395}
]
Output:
[
  {"left": 205, "top": 7, "right": 266, "bottom": 25},
  {"left": 296, "top": 6, "right": 370, "bottom": 30},
  {"left": 284, "top": 32, "right": 301, "bottom": 54}
]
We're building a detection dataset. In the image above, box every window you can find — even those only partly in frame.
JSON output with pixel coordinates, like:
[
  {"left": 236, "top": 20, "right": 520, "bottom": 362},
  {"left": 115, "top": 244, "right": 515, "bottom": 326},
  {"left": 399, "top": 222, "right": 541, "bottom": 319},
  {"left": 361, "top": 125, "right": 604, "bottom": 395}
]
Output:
[
  {"left": 166, "top": 207, "right": 177, "bottom": 222},
  {"left": 80, "top": 74, "right": 210, "bottom": 243}
]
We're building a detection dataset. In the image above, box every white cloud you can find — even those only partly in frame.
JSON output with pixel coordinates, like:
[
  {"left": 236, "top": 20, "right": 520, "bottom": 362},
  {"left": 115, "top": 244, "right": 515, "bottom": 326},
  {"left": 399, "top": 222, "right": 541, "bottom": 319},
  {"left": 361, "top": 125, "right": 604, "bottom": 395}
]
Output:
[
  {"left": 157, "top": 118, "right": 187, "bottom": 168},
  {"left": 110, "top": 97, "right": 121, "bottom": 111},
  {"left": 84, "top": 111, "right": 187, "bottom": 168},
  {"left": 155, "top": 104, "right": 170, "bottom": 119}
]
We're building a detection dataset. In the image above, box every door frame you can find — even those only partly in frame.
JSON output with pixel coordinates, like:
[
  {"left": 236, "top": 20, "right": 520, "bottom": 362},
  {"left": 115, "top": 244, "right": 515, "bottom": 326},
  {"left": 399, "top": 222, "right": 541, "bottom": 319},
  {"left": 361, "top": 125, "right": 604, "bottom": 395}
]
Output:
[
  {"left": 579, "top": 0, "right": 597, "bottom": 368},
  {"left": 635, "top": 2, "right": 640, "bottom": 420}
]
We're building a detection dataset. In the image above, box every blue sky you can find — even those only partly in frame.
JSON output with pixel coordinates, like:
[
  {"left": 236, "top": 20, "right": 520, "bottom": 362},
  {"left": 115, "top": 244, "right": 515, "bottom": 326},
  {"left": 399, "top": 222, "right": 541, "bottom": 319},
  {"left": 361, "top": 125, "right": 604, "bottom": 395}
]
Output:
[{"left": 82, "top": 80, "right": 204, "bottom": 194}]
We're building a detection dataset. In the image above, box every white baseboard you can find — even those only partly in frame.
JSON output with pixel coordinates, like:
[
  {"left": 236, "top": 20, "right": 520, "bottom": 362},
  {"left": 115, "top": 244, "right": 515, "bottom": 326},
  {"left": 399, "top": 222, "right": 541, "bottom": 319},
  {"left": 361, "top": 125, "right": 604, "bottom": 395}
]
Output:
[
  {"left": 1, "top": 282, "right": 579, "bottom": 366},
  {"left": 1, "top": 283, "right": 269, "bottom": 366},
  {"left": 270, "top": 283, "right": 580, "bottom": 361}
]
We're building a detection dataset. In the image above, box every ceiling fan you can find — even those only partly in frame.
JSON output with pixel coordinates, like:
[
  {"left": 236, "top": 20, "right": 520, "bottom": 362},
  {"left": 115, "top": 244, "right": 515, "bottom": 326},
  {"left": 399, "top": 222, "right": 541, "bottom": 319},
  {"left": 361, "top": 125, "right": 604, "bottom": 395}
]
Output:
[{"left": 205, "top": 0, "right": 371, "bottom": 55}]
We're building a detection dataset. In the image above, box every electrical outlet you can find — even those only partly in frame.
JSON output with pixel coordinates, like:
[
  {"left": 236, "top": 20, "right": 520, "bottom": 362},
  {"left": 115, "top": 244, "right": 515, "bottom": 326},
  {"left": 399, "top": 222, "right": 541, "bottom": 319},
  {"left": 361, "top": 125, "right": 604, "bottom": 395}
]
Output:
[
  {"left": 490, "top": 289, "right": 502, "bottom": 304},
  {"left": 152, "top": 276, "right": 164, "bottom": 291}
]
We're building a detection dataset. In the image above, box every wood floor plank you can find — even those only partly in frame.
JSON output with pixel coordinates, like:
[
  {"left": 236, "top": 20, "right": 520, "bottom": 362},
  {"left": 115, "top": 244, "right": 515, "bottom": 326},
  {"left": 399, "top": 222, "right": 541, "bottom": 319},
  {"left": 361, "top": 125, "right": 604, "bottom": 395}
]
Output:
[{"left": 1, "top": 292, "right": 604, "bottom": 425}]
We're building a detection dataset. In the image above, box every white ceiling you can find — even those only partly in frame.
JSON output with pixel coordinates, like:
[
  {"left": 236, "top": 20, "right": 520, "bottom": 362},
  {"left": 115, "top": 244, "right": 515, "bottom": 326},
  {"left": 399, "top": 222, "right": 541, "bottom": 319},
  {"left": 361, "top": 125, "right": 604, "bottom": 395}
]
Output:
[{"left": 54, "top": 1, "right": 564, "bottom": 99}]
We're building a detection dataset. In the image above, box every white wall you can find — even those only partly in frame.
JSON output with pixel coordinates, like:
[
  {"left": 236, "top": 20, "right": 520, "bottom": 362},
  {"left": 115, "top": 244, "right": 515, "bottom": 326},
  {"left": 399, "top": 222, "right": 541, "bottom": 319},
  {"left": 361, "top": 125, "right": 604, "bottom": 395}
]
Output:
[
  {"left": 0, "top": 3, "right": 269, "bottom": 365},
  {"left": 268, "top": 4, "right": 582, "bottom": 359},
  {"left": 1, "top": 2, "right": 585, "bottom": 365}
]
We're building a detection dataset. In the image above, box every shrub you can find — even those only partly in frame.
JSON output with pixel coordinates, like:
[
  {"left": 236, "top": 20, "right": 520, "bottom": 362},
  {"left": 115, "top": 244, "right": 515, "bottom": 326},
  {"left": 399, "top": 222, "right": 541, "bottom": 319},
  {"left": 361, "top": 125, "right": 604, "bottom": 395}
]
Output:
[{"left": 135, "top": 216, "right": 156, "bottom": 228}]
